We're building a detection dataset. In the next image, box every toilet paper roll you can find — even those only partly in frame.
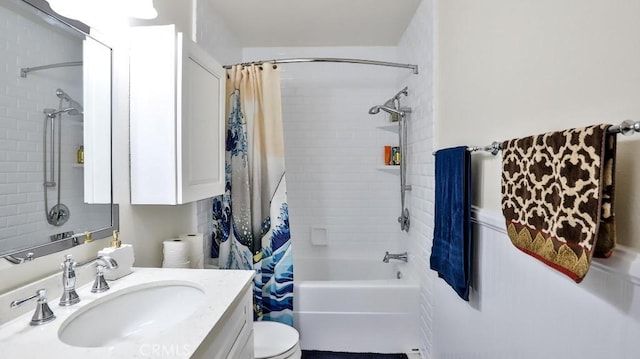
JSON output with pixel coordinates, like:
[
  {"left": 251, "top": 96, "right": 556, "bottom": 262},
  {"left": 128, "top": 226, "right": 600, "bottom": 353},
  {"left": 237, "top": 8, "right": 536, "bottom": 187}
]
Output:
[
  {"left": 163, "top": 238, "right": 190, "bottom": 267},
  {"left": 180, "top": 233, "right": 204, "bottom": 269}
]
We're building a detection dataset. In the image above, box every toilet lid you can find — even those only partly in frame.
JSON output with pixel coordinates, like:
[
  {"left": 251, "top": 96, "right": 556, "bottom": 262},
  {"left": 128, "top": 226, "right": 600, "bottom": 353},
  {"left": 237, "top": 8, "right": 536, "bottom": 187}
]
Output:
[{"left": 254, "top": 321, "right": 300, "bottom": 359}]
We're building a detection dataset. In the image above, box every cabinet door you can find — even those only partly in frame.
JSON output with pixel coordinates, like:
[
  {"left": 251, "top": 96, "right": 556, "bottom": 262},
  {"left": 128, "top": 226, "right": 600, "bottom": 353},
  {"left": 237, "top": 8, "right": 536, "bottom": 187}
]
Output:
[
  {"left": 130, "top": 25, "right": 225, "bottom": 205},
  {"left": 83, "top": 36, "right": 111, "bottom": 204},
  {"left": 191, "top": 287, "right": 254, "bottom": 359},
  {"left": 178, "top": 34, "right": 226, "bottom": 204}
]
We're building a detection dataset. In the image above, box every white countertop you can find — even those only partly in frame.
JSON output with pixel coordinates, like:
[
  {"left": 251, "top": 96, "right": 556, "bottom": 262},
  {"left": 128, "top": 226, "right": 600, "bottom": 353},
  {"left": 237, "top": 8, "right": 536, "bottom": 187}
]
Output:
[{"left": 0, "top": 268, "right": 254, "bottom": 358}]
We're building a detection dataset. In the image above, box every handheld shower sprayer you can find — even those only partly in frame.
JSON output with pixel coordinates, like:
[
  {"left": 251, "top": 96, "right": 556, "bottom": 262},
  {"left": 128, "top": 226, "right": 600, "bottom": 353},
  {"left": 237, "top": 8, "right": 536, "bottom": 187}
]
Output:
[
  {"left": 368, "top": 104, "right": 410, "bottom": 117},
  {"left": 368, "top": 86, "right": 412, "bottom": 232},
  {"left": 368, "top": 86, "right": 410, "bottom": 117},
  {"left": 42, "top": 88, "right": 83, "bottom": 227}
]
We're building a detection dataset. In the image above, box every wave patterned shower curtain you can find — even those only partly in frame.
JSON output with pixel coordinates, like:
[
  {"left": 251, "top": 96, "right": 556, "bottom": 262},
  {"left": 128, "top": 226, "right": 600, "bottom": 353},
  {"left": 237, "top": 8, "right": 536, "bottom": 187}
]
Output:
[{"left": 212, "top": 64, "right": 294, "bottom": 326}]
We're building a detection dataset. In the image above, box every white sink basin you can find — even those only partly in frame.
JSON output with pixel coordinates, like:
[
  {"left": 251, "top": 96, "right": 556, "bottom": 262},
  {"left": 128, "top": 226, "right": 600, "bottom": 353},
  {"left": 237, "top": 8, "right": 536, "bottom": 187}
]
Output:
[{"left": 58, "top": 281, "right": 205, "bottom": 347}]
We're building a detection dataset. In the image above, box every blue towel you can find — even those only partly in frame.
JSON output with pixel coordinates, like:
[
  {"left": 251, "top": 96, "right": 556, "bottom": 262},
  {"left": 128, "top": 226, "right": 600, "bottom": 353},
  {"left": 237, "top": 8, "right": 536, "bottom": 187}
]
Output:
[{"left": 430, "top": 146, "right": 472, "bottom": 301}]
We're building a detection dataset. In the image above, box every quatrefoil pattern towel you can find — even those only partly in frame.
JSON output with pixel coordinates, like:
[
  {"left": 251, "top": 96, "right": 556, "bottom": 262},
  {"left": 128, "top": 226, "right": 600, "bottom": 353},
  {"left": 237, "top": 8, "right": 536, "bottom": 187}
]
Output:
[{"left": 501, "top": 124, "right": 617, "bottom": 282}]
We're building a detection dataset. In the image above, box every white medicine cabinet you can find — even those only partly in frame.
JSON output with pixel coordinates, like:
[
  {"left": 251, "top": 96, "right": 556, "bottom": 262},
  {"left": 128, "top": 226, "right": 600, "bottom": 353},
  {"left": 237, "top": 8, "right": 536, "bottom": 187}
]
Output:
[
  {"left": 129, "top": 25, "right": 226, "bottom": 205},
  {"left": 83, "top": 36, "right": 112, "bottom": 204}
]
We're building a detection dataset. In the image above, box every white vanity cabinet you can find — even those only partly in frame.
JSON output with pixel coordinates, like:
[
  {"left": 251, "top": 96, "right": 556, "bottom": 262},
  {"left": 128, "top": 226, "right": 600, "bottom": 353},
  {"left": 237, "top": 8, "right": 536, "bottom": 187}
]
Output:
[
  {"left": 130, "top": 25, "right": 226, "bottom": 205},
  {"left": 193, "top": 284, "right": 254, "bottom": 359},
  {"left": 0, "top": 268, "right": 255, "bottom": 359}
]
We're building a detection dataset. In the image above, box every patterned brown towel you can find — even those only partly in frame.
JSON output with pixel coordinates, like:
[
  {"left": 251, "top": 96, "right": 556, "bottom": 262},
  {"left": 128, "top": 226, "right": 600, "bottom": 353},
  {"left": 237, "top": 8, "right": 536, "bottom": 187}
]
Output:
[{"left": 501, "top": 124, "right": 616, "bottom": 282}]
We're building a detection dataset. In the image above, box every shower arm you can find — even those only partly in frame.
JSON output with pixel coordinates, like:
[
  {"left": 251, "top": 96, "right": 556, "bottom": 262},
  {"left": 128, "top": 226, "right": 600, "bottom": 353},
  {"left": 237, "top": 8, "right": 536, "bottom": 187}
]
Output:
[{"left": 393, "top": 87, "right": 409, "bottom": 103}]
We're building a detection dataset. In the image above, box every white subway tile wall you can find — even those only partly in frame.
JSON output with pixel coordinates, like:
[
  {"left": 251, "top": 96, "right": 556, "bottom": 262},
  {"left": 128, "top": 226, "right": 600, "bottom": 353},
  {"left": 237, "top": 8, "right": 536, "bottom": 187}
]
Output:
[
  {"left": 196, "top": 196, "right": 214, "bottom": 261},
  {"left": 0, "top": 5, "right": 105, "bottom": 254},
  {"left": 194, "top": 0, "right": 243, "bottom": 263},
  {"left": 398, "top": 1, "right": 435, "bottom": 357},
  {"left": 195, "top": 0, "right": 242, "bottom": 66}
]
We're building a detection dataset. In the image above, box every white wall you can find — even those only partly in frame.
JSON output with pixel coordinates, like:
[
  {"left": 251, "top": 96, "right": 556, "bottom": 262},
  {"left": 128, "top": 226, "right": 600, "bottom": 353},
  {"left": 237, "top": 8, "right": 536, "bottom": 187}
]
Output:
[
  {"left": 436, "top": 0, "right": 640, "bottom": 250},
  {"left": 432, "top": 0, "right": 640, "bottom": 358},
  {"left": 241, "top": 47, "right": 409, "bottom": 264},
  {"left": 432, "top": 210, "right": 640, "bottom": 359}
]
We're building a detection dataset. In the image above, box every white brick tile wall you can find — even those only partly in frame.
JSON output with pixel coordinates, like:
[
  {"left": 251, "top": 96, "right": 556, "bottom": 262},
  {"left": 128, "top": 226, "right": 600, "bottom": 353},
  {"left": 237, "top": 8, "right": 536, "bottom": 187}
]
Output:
[
  {"left": 398, "top": 0, "right": 436, "bottom": 357},
  {"left": 194, "top": 0, "right": 242, "bottom": 262},
  {"left": 195, "top": 0, "right": 242, "bottom": 66},
  {"left": 0, "top": 5, "right": 109, "bottom": 254}
]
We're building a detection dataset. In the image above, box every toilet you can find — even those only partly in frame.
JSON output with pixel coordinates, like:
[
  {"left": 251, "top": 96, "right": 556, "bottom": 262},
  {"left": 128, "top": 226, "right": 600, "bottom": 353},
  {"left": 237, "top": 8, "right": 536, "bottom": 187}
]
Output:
[{"left": 253, "top": 321, "right": 301, "bottom": 359}]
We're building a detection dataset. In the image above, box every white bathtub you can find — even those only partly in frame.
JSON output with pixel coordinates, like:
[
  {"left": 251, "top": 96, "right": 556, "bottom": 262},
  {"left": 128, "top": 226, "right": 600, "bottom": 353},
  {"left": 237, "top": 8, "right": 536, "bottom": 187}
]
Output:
[{"left": 293, "top": 256, "right": 419, "bottom": 353}]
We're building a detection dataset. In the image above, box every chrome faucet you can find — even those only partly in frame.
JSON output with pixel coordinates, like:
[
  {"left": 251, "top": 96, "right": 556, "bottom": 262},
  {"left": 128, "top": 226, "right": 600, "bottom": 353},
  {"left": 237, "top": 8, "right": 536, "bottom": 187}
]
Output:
[
  {"left": 383, "top": 251, "right": 408, "bottom": 263},
  {"left": 10, "top": 288, "right": 55, "bottom": 325},
  {"left": 59, "top": 254, "right": 118, "bottom": 306}
]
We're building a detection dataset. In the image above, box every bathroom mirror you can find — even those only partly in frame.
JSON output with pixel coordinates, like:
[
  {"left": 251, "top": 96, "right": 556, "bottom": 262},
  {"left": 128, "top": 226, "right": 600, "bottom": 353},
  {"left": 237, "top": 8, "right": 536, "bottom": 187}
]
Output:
[{"left": 0, "top": 0, "right": 115, "bottom": 263}]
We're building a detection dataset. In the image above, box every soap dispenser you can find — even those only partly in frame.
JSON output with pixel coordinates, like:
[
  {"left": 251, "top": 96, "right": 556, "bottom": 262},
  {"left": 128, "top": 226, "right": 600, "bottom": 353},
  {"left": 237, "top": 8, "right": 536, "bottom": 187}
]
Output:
[
  {"left": 97, "top": 230, "right": 135, "bottom": 280},
  {"left": 110, "top": 230, "right": 121, "bottom": 248}
]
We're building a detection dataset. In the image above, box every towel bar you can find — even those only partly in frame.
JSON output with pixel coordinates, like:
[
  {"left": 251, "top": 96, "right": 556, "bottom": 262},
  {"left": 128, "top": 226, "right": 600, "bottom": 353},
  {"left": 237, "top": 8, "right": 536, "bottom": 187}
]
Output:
[
  {"left": 433, "top": 120, "right": 639, "bottom": 156},
  {"left": 607, "top": 119, "right": 640, "bottom": 135}
]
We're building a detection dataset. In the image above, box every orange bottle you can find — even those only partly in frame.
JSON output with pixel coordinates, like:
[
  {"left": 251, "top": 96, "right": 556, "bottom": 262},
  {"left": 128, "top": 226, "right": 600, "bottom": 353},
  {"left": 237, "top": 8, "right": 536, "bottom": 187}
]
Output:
[{"left": 384, "top": 146, "right": 392, "bottom": 165}]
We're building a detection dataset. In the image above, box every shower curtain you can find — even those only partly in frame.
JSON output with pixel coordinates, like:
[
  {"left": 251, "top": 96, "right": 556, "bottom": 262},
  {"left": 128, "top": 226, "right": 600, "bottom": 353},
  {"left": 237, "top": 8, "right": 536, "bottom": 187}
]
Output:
[{"left": 212, "top": 64, "right": 294, "bottom": 326}]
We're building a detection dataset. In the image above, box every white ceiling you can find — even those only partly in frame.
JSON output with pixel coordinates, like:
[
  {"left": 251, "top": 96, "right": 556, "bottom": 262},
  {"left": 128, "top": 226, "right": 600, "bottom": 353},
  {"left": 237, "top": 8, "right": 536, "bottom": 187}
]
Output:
[{"left": 207, "top": 0, "right": 422, "bottom": 47}]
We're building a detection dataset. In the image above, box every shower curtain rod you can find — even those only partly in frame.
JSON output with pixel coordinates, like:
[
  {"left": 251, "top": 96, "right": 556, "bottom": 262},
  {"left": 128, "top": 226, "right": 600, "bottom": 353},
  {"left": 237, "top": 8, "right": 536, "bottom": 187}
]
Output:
[
  {"left": 20, "top": 61, "right": 82, "bottom": 78},
  {"left": 433, "top": 119, "right": 640, "bottom": 156},
  {"left": 223, "top": 57, "right": 419, "bottom": 74}
]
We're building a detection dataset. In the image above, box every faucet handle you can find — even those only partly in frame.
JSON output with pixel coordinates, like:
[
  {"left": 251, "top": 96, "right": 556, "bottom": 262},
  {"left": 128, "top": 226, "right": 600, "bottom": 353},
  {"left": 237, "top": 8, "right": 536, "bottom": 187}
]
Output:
[
  {"left": 10, "top": 289, "right": 56, "bottom": 326},
  {"left": 91, "top": 265, "right": 111, "bottom": 293},
  {"left": 10, "top": 289, "right": 42, "bottom": 308}
]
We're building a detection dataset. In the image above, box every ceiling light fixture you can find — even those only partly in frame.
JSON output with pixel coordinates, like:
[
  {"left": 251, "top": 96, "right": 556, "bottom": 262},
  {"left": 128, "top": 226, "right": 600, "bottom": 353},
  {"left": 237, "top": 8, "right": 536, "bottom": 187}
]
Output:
[
  {"left": 48, "top": 0, "right": 157, "bottom": 23},
  {"left": 128, "top": 0, "right": 158, "bottom": 20}
]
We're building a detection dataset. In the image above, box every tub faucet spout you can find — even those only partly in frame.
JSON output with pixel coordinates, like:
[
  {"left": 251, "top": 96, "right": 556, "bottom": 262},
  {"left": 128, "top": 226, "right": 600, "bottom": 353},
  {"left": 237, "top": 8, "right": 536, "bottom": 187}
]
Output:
[{"left": 383, "top": 251, "right": 408, "bottom": 263}]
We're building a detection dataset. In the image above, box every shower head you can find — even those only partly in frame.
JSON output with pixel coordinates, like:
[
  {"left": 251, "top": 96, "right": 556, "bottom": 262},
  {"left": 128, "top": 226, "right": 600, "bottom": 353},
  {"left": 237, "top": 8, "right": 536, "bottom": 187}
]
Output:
[
  {"left": 368, "top": 105, "right": 406, "bottom": 117},
  {"left": 56, "top": 88, "right": 71, "bottom": 101},
  {"left": 55, "top": 88, "right": 84, "bottom": 113}
]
